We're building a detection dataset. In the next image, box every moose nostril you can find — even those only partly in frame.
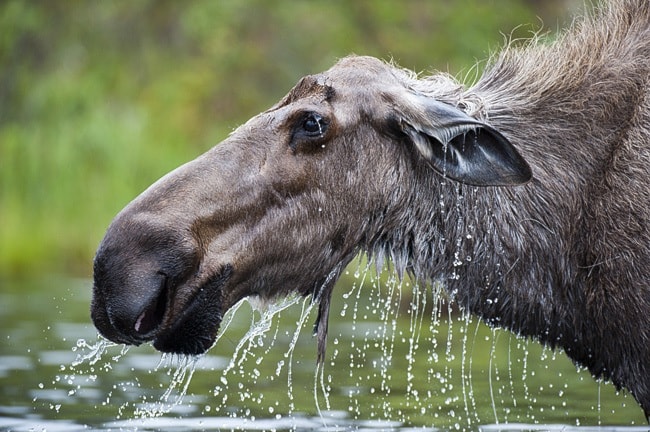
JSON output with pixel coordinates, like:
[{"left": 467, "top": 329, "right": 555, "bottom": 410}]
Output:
[{"left": 134, "top": 275, "right": 168, "bottom": 335}]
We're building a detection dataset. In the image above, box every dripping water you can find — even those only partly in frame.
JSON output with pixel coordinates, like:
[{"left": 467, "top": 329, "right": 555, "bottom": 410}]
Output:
[{"left": 39, "top": 266, "right": 647, "bottom": 430}]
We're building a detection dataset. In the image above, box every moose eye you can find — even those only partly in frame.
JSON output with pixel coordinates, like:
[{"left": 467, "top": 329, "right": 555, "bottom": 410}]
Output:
[{"left": 301, "top": 113, "right": 327, "bottom": 137}]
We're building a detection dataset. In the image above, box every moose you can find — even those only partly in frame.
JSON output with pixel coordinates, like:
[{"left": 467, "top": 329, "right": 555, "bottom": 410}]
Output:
[{"left": 92, "top": 0, "right": 650, "bottom": 419}]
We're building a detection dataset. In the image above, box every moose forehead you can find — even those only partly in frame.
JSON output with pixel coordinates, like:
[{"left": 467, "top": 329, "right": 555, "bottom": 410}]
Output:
[
  {"left": 273, "top": 75, "right": 336, "bottom": 108},
  {"left": 285, "top": 57, "right": 400, "bottom": 101},
  {"left": 268, "top": 56, "right": 403, "bottom": 121}
]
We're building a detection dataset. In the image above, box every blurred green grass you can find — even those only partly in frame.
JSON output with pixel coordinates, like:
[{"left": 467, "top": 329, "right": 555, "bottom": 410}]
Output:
[{"left": 0, "top": 0, "right": 569, "bottom": 277}]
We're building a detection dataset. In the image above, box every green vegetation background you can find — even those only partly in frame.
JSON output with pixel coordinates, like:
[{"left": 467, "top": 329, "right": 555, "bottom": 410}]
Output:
[{"left": 1, "top": 0, "right": 570, "bottom": 278}]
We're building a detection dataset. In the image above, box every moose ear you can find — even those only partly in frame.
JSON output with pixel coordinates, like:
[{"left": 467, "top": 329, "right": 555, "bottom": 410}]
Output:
[{"left": 399, "top": 95, "right": 532, "bottom": 186}]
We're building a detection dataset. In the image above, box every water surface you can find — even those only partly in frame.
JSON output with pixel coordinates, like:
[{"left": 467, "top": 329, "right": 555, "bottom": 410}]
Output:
[{"left": 0, "top": 275, "right": 646, "bottom": 431}]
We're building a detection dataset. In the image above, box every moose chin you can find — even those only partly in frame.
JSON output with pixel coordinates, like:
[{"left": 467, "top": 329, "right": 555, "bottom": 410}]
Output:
[{"left": 92, "top": 0, "right": 650, "bottom": 419}]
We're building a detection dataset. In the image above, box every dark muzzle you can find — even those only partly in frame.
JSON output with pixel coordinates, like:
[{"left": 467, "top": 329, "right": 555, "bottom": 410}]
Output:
[{"left": 90, "top": 214, "right": 232, "bottom": 355}]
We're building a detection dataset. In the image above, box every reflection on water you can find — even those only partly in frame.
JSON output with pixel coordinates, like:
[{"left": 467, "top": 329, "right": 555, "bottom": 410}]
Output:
[{"left": 0, "top": 274, "right": 646, "bottom": 431}]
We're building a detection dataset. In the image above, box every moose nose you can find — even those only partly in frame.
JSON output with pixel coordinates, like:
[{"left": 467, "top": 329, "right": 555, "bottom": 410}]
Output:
[
  {"left": 132, "top": 273, "right": 169, "bottom": 335},
  {"left": 90, "top": 214, "right": 200, "bottom": 347},
  {"left": 91, "top": 248, "right": 169, "bottom": 345}
]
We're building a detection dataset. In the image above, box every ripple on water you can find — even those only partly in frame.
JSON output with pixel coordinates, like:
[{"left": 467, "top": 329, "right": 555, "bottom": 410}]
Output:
[
  {"left": 0, "top": 417, "right": 90, "bottom": 432},
  {"left": 479, "top": 425, "right": 650, "bottom": 432},
  {"left": 39, "top": 349, "right": 78, "bottom": 365},
  {"left": 3, "top": 276, "right": 648, "bottom": 429},
  {"left": 107, "top": 414, "right": 328, "bottom": 431},
  {"left": 0, "top": 355, "right": 33, "bottom": 377}
]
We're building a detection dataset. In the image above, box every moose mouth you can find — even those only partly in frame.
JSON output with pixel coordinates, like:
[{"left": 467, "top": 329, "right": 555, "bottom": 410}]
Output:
[
  {"left": 93, "top": 264, "right": 234, "bottom": 356},
  {"left": 150, "top": 265, "right": 234, "bottom": 355}
]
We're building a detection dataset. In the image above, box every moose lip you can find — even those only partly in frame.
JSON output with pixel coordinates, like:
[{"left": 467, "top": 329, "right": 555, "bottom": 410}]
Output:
[{"left": 144, "top": 264, "right": 234, "bottom": 355}]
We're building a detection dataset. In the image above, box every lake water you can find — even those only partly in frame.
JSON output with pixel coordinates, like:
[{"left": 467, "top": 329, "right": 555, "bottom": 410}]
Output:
[{"left": 0, "top": 272, "right": 647, "bottom": 431}]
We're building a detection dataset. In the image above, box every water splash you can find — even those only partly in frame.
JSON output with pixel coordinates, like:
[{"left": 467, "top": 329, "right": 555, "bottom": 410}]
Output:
[
  {"left": 132, "top": 354, "right": 199, "bottom": 418},
  {"left": 221, "top": 294, "right": 301, "bottom": 378},
  {"left": 286, "top": 297, "right": 317, "bottom": 411},
  {"left": 61, "top": 337, "right": 128, "bottom": 403},
  {"left": 488, "top": 327, "right": 501, "bottom": 423},
  {"left": 65, "top": 336, "right": 201, "bottom": 421},
  {"left": 207, "top": 293, "right": 321, "bottom": 425},
  {"left": 62, "top": 297, "right": 256, "bottom": 422},
  {"left": 51, "top": 268, "right": 647, "bottom": 429},
  {"left": 71, "top": 337, "right": 124, "bottom": 368}
]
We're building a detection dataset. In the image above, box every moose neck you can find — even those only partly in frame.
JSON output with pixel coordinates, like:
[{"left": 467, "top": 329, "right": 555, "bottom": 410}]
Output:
[
  {"left": 369, "top": 169, "right": 576, "bottom": 347},
  {"left": 406, "top": 2, "right": 650, "bottom": 344},
  {"left": 369, "top": 58, "right": 647, "bottom": 353}
]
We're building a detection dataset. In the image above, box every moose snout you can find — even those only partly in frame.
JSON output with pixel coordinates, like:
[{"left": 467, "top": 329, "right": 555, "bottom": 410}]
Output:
[
  {"left": 91, "top": 262, "right": 168, "bottom": 345},
  {"left": 91, "top": 215, "right": 202, "bottom": 347}
]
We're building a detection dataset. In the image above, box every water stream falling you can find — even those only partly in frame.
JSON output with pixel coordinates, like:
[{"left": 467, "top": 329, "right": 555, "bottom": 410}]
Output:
[{"left": 48, "top": 259, "right": 647, "bottom": 430}]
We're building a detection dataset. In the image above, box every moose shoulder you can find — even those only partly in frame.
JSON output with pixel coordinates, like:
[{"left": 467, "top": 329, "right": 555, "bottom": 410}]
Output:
[{"left": 91, "top": 0, "right": 650, "bottom": 419}]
